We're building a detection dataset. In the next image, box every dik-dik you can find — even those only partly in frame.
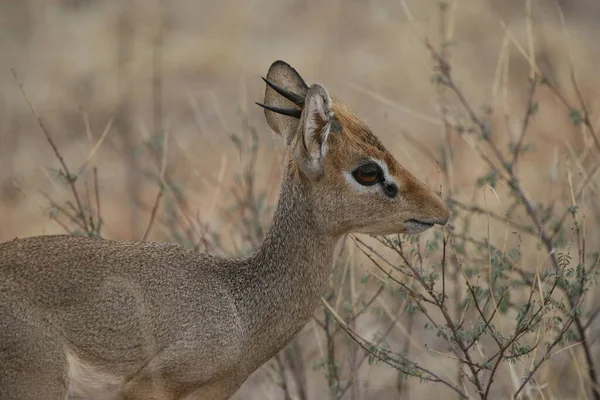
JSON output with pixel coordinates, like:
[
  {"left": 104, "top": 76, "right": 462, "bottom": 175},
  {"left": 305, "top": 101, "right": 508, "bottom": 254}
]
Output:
[{"left": 0, "top": 60, "right": 450, "bottom": 399}]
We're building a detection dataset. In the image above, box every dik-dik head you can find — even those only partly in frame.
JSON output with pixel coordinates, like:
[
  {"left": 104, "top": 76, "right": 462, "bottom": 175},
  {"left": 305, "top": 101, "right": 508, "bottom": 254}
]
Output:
[{"left": 257, "top": 60, "right": 450, "bottom": 236}]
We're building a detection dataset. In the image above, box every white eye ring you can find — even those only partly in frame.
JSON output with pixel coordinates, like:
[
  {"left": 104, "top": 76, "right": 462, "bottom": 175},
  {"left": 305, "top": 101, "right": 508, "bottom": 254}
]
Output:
[{"left": 343, "top": 158, "right": 397, "bottom": 194}]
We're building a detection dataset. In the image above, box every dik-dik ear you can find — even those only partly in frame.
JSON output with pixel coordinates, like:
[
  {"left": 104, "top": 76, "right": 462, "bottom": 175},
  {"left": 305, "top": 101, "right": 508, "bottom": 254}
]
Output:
[
  {"left": 292, "top": 84, "right": 334, "bottom": 180},
  {"left": 260, "top": 60, "right": 308, "bottom": 144}
]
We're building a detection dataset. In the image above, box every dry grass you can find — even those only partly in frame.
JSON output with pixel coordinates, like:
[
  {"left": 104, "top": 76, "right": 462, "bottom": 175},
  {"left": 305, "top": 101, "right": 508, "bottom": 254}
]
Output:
[{"left": 2, "top": 0, "right": 600, "bottom": 398}]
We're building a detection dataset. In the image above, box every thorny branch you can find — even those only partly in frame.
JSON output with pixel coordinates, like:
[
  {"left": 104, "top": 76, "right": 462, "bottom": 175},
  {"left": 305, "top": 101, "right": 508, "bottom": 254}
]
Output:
[
  {"left": 12, "top": 68, "right": 102, "bottom": 237},
  {"left": 322, "top": 299, "right": 469, "bottom": 399},
  {"left": 426, "top": 40, "right": 600, "bottom": 399}
]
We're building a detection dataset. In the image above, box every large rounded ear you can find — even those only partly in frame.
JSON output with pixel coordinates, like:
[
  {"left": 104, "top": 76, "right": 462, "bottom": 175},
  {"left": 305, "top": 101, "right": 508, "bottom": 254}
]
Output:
[
  {"left": 260, "top": 61, "right": 309, "bottom": 144},
  {"left": 292, "top": 83, "right": 334, "bottom": 180}
]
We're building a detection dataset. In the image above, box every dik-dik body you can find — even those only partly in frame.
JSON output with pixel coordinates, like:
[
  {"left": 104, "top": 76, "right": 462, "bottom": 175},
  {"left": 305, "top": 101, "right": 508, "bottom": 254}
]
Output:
[{"left": 0, "top": 60, "right": 450, "bottom": 399}]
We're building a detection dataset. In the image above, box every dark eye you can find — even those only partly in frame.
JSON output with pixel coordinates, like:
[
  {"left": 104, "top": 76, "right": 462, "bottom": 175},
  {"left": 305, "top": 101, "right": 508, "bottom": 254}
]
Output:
[{"left": 352, "top": 163, "right": 382, "bottom": 186}]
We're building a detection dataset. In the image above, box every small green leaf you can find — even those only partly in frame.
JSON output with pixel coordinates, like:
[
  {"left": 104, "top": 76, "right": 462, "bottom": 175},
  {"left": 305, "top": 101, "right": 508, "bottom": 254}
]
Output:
[
  {"left": 529, "top": 102, "right": 539, "bottom": 115},
  {"left": 569, "top": 109, "right": 583, "bottom": 126}
]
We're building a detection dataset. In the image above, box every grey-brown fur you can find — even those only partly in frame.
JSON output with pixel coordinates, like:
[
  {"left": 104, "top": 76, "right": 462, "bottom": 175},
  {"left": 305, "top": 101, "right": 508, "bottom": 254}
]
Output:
[{"left": 0, "top": 60, "right": 450, "bottom": 399}]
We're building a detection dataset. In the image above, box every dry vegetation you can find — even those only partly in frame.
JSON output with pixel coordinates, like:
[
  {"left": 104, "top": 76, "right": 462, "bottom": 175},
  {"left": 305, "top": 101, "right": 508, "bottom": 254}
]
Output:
[{"left": 2, "top": 0, "right": 600, "bottom": 399}]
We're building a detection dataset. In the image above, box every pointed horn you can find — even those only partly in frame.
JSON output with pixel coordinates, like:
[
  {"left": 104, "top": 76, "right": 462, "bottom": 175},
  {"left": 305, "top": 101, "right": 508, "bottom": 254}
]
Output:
[
  {"left": 255, "top": 102, "right": 302, "bottom": 119},
  {"left": 262, "top": 77, "right": 305, "bottom": 106}
]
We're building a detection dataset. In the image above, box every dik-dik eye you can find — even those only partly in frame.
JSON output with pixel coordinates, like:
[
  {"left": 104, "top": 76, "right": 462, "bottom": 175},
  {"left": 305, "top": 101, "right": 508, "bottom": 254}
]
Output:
[{"left": 352, "top": 163, "right": 382, "bottom": 186}]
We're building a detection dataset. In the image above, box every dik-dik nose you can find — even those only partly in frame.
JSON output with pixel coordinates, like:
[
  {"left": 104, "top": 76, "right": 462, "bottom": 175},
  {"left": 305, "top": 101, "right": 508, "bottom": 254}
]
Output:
[
  {"left": 417, "top": 195, "right": 451, "bottom": 227},
  {"left": 434, "top": 204, "right": 452, "bottom": 226}
]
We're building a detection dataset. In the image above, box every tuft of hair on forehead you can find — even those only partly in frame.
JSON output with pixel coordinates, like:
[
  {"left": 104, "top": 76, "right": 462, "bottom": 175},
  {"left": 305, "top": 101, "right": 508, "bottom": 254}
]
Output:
[
  {"left": 328, "top": 101, "right": 403, "bottom": 176},
  {"left": 330, "top": 102, "right": 386, "bottom": 152}
]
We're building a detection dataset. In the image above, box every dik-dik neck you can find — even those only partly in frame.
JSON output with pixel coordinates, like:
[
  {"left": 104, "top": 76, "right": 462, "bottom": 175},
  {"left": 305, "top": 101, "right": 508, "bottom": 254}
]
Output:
[{"left": 234, "top": 170, "right": 339, "bottom": 358}]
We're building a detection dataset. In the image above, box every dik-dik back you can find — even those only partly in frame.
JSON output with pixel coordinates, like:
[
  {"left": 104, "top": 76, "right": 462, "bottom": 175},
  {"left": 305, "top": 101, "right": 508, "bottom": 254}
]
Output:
[
  {"left": 1, "top": 235, "right": 245, "bottom": 398},
  {"left": 0, "top": 60, "right": 450, "bottom": 399}
]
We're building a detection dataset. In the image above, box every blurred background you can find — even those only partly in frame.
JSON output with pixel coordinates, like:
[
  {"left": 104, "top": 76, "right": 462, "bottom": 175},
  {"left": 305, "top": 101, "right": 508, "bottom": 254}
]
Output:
[{"left": 2, "top": 1, "right": 600, "bottom": 399}]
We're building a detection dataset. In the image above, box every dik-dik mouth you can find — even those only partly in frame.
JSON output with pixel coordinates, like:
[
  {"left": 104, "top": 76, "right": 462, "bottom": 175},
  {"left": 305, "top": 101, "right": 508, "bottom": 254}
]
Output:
[{"left": 404, "top": 219, "right": 435, "bottom": 234}]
